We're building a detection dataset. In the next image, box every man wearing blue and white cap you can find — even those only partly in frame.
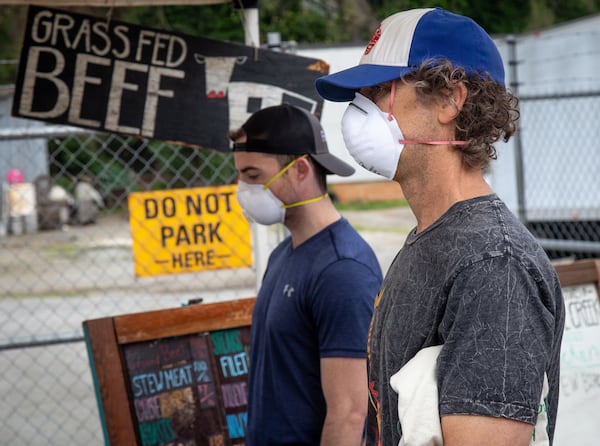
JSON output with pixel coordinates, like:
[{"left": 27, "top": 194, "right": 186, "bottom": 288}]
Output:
[{"left": 317, "top": 8, "right": 565, "bottom": 446}]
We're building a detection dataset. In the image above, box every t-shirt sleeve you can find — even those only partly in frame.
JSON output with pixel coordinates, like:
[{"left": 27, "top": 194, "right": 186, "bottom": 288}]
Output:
[
  {"left": 311, "top": 258, "right": 381, "bottom": 358},
  {"left": 437, "top": 254, "right": 556, "bottom": 425}
]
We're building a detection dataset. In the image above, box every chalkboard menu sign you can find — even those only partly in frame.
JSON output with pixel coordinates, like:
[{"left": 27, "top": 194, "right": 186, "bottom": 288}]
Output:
[
  {"left": 83, "top": 298, "right": 255, "bottom": 446},
  {"left": 553, "top": 259, "right": 600, "bottom": 445}
]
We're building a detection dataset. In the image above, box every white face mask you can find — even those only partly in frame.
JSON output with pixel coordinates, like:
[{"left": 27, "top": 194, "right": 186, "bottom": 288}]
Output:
[
  {"left": 236, "top": 180, "right": 286, "bottom": 225},
  {"left": 341, "top": 90, "right": 467, "bottom": 180},
  {"left": 341, "top": 92, "right": 404, "bottom": 180},
  {"left": 236, "top": 155, "right": 329, "bottom": 226}
]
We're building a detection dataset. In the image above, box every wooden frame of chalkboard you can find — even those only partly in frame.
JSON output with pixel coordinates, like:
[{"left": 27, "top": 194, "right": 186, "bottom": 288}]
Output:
[
  {"left": 83, "top": 297, "right": 255, "bottom": 446},
  {"left": 554, "top": 259, "right": 600, "bottom": 291}
]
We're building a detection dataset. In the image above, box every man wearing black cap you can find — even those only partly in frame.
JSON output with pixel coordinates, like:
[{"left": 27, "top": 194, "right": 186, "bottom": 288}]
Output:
[
  {"left": 316, "top": 7, "right": 564, "bottom": 446},
  {"left": 231, "top": 104, "right": 382, "bottom": 445}
]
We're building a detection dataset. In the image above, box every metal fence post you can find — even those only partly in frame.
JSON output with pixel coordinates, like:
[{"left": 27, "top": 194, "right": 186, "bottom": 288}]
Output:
[{"left": 507, "top": 35, "right": 527, "bottom": 224}]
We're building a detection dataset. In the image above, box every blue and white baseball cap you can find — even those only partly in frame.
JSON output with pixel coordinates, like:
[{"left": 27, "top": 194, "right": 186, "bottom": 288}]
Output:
[{"left": 316, "top": 8, "right": 505, "bottom": 102}]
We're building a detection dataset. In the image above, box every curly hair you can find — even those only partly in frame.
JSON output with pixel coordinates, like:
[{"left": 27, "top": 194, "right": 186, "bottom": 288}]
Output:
[{"left": 403, "top": 59, "right": 520, "bottom": 170}]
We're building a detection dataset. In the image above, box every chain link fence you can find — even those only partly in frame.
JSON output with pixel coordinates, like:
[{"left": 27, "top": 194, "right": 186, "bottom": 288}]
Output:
[
  {"left": 503, "top": 26, "right": 600, "bottom": 260},
  {"left": 0, "top": 127, "right": 266, "bottom": 445},
  {"left": 519, "top": 92, "right": 600, "bottom": 259}
]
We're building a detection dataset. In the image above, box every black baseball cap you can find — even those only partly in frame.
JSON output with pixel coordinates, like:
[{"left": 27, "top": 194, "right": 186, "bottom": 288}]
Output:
[{"left": 232, "top": 104, "right": 355, "bottom": 177}]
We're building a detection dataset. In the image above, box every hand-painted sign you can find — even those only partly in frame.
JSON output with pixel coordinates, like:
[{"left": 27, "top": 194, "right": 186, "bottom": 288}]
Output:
[
  {"left": 553, "top": 260, "right": 600, "bottom": 446},
  {"left": 123, "top": 327, "right": 251, "bottom": 445},
  {"left": 83, "top": 298, "right": 255, "bottom": 446},
  {"left": 555, "top": 283, "right": 600, "bottom": 444},
  {"left": 12, "top": 5, "right": 329, "bottom": 151},
  {"left": 128, "top": 184, "right": 252, "bottom": 277}
]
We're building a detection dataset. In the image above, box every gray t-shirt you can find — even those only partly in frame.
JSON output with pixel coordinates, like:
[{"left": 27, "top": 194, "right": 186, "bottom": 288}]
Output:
[{"left": 366, "top": 194, "right": 565, "bottom": 445}]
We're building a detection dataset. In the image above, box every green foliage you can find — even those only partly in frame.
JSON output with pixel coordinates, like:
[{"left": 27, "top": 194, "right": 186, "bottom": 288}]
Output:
[
  {"left": 115, "top": 1, "right": 600, "bottom": 44},
  {"left": 0, "top": 6, "right": 27, "bottom": 84},
  {"left": 549, "top": 0, "right": 600, "bottom": 22},
  {"left": 528, "top": 0, "right": 556, "bottom": 29},
  {"left": 466, "top": 1, "right": 531, "bottom": 34},
  {"left": 259, "top": 1, "right": 334, "bottom": 43},
  {"left": 96, "top": 159, "right": 138, "bottom": 196},
  {"left": 370, "top": 0, "right": 530, "bottom": 34},
  {"left": 120, "top": 4, "right": 246, "bottom": 43},
  {"left": 143, "top": 141, "right": 237, "bottom": 189},
  {"left": 119, "top": 2, "right": 351, "bottom": 45},
  {"left": 335, "top": 199, "right": 408, "bottom": 211},
  {"left": 2, "top": 0, "right": 600, "bottom": 84},
  {"left": 48, "top": 133, "right": 237, "bottom": 211}
]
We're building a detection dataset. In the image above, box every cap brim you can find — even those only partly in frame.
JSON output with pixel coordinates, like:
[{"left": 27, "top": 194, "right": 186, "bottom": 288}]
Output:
[
  {"left": 316, "top": 64, "right": 415, "bottom": 102},
  {"left": 312, "top": 153, "right": 355, "bottom": 177}
]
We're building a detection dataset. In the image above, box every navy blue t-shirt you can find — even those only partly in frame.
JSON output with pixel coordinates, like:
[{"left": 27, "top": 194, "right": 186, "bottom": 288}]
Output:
[{"left": 246, "top": 217, "right": 382, "bottom": 445}]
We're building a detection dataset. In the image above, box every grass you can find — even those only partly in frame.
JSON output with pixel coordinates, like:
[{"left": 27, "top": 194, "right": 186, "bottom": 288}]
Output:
[
  {"left": 334, "top": 199, "right": 409, "bottom": 211},
  {"left": 44, "top": 243, "right": 82, "bottom": 258}
]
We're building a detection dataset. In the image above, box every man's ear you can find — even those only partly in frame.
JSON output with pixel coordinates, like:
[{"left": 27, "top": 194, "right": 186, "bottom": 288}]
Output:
[
  {"left": 439, "top": 82, "right": 467, "bottom": 125},
  {"left": 293, "top": 156, "right": 312, "bottom": 181}
]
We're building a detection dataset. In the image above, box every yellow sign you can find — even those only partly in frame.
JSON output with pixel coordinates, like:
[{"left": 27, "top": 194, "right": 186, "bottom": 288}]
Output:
[{"left": 128, "top": 185, "right": 252, "bottom": 277}]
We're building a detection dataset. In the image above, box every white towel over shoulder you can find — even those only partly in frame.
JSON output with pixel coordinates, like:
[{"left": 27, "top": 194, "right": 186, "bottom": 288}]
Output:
[
  {"left": 389, "top": 345, "right": 550, "bottom": 446},
  {"left": 390, "top": 345, "right": 443, "bottom": 446}
]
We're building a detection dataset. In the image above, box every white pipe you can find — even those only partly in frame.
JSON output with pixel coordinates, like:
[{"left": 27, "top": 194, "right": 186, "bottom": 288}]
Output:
[{"left": 243, "top": 7, "right": 260, "bottom": 48}]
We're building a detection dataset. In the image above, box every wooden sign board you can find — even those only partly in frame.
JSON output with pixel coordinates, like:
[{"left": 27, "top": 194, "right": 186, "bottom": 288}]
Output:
[
  {"left": 83, "top": 297, "right": 255, "bottom": 446},
  {"left": 553, "top": 259, "right": 600, "bottom": 445},
  {"left": 12, "top": 5, "right": 328, "bottom": 151}
]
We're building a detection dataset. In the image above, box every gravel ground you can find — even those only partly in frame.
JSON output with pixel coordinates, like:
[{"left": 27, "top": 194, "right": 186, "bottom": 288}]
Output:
[
  {"left": 0, "top": 206, "right": 416, "bottom": 297},
  {"left": 341, "top": 206, "right": 416, "bottom": 272}
]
